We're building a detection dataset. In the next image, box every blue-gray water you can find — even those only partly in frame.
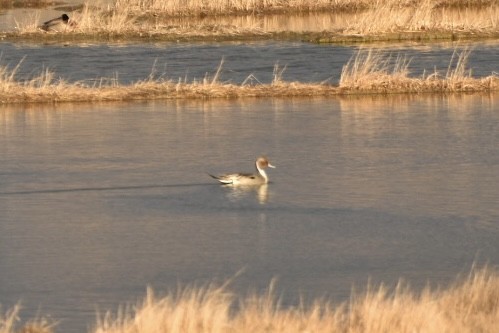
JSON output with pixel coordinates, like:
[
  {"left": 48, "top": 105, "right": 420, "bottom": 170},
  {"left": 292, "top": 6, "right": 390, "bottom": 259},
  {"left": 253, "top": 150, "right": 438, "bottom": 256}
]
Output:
[
  {"left": 0, "top": 40, "right": 499, "bottom": 333},
  {"left": 1, "top": 40, "right": 498, "bottom": 84}
]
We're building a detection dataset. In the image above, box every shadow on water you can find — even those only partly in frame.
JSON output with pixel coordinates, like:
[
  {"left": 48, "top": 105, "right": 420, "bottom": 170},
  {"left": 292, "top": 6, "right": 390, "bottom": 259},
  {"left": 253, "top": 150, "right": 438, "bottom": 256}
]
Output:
[{"left": 0, "top": 182, "right": 211, "bottom": 196}]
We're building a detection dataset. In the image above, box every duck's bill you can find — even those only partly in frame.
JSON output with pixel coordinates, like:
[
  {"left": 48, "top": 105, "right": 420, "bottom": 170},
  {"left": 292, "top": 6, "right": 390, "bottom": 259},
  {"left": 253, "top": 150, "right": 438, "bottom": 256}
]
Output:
[{"left": 268, "top": 163, "right": 276, "bottom": 168}]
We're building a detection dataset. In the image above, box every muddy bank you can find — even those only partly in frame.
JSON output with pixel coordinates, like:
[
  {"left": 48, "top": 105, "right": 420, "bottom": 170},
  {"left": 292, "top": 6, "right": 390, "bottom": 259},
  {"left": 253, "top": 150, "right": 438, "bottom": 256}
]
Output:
[{"left": 2, "top": 30, "right": 499, "bottom": 45}]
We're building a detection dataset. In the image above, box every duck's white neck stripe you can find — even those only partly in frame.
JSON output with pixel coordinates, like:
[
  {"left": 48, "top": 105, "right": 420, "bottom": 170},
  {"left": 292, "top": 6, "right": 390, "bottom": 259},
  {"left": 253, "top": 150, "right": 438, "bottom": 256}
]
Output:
[{"left": 256, "top": 163, "right": 269, "bottom": 182}]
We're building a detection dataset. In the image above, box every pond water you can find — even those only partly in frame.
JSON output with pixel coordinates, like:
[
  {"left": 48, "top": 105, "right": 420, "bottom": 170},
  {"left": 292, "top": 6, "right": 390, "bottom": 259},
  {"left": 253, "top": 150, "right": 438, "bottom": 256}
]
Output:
[
  {"left": 1, "top": 93, "right": 499, "bottom": 333},
  {"left": 0, "top": 26, "right": 499, "bottom": 333}
]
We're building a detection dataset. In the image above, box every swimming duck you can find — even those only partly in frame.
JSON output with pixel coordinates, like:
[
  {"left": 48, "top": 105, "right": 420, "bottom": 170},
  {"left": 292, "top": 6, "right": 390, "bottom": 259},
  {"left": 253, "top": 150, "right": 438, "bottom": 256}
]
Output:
[
  {"left": 210, "top": 157, "right": 276, "bottom": 185},
  {"left": 40, "top": 14, "right": 76, "bottom": 32}
]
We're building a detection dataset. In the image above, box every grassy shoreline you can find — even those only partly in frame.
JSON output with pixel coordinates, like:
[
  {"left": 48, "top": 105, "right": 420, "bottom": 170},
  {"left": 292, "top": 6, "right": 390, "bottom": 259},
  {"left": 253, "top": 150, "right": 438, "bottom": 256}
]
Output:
[
  {"left": 2, "top": 267, "right": 499, "bottom": 333},
  {"left": 0, "top": 49, "right": 497, "bottom": 104},
  {"left": 3, "top": 30, "right": 499, "bottom": 44},
  {"left": 2, "top": 0, "right": 498, "bottom": 43}
]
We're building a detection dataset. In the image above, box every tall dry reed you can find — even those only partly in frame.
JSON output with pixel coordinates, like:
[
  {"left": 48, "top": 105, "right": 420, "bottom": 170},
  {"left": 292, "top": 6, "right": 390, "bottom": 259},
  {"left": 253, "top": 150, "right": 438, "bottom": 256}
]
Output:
[
  {"left": 76, "top": 3, "right": 136, "bottom": 34},
  {"left": 12, "top": 0, "right": 498, "bottom": 36},
  {"left": 13, "top": 2, "right": 269, "bottom": 36},
  {"left": 113, "top": 0, "right": 497, "bottom": 16},
  {"left": 339, "top": 48, "right": 498, "bottom": 93},
  {"left": 0, "top": 304, "right": 55, "bottom": 333},
  {"left": 11, "top": 267, "right": 486, "bottom": 333},
  {"left": 344, "top": 0, "right": 499, "bottom": 34},
  {"left": 1, "top": 269, "right": 497, "bottom": 332},
  {"left": 14, "top": 2, "right": 136, "bottom": 34},
  {"left": 113, "top": 0, "right": 372, "bottom": 17}
]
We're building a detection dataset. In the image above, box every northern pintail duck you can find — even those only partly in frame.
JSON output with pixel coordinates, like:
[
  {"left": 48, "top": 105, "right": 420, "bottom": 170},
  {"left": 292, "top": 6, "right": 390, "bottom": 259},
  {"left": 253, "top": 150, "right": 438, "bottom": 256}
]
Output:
[
  {"left": 40, "top": 14, "right": 76, "bottom": 32},
  {"left": 210, "top": 157, "right": 276, "bottom": 185}
]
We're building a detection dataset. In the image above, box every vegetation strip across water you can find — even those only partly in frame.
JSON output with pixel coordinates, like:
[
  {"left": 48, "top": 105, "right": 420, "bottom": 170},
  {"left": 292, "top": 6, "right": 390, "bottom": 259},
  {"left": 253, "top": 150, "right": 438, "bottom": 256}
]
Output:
[
  {"left": 0, "top": 49, "right": 497, "bottom": 104},
  {"left": 1, "top": 267, "right": 499, "bottom": 333},
  {"left": 2, "top": 0, "right": 498, "bottom": 42}
]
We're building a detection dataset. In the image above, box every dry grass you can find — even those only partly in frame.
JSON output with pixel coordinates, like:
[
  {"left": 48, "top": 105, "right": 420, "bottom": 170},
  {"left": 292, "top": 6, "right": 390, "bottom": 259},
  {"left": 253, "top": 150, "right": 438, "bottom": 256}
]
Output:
[
  {"left": 0, "top": 49, "right": 497, "bottom": 104},
  {"left": 113, "top": 0, "right": 498, "bottom": 17},
  {"left": 85, "top": 267, "right": 499, "bottom": 333},
  {"left": 113, "top": 0, "right": 371, "bottom": 17},
  {"left": 14, "top": 2, "right": 136, "bottom": 34},
  {"left": 339, "top": 48, "right": 498, "bottom": 93},
  {"left": 344, "top": 0, "right": 499, "bottom": 34},
  {"left": 0, "top": 304, "right": 54, "bottom": 333},
  {"left": 0, "top": 58, "right": 329, "bottom": 102},
  {"left": 3, "top": 0, "right": 497, "bottom": 14},
  {"left": 9, "top": 0, "right": 499, "bottom": 38},
  {"left": 0, "top": 0, "right": 54, "bottom": 8},
  {"left": 14, "top": 2, "right": 270, "bottom": 37},
  {"left": 4, "top": 267, "right": 497, "bottom": 333}
]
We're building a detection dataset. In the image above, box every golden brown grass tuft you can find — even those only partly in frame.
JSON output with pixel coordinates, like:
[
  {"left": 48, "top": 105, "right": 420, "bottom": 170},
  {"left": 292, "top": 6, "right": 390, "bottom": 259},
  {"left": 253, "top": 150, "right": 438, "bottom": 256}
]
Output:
[
  {"left": 14, "top": 2, "right": 136, "bottom": 34},
  {"left": 13, "top": 1, "right": 270, "bottom": 37},
  {"left": 1, "top": 267, "right": 499, "bottom": 333},
  {"left": 344, "top": 0, "right": 499, "bottom": 34},
  {"left": 339, "top": 48, "right": 499, "bottom": 93},
  {"left": 94, "top": 285, "right": 233, "bottom": 333},
  {"left": 0, "top": 304, "right": 55, "bottom": 333},
  {"left": 76, "top": 3, "right": 136, "bottom": 34},
  {"left": 92, "top": 267, "right": 499, "bottom": 333},
  {"left": 113, "top": 0, "right": 372, "bottom": 17},
  {"left": 113, "top": 0, "right": 498, "bottom": 17}
]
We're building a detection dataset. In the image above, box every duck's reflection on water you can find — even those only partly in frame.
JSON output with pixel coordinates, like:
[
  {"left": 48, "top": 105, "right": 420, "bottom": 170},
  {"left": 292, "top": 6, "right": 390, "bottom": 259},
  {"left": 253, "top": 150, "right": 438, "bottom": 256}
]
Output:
[{"left": 222, "top": 184, "right": 269, "bottom": 204}]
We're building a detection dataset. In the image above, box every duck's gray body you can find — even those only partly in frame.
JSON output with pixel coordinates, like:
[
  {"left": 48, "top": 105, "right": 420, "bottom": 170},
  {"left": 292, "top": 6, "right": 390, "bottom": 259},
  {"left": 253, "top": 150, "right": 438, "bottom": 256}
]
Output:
[{"left": 210, "top": 157, "right": 275, "bottom": 185}]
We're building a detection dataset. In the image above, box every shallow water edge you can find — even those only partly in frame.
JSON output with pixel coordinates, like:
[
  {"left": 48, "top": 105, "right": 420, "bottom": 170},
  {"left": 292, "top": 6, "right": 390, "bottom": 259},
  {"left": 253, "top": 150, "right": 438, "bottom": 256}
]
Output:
[{"left": 3, "top": 30, "right": 499, "bottom": 44}]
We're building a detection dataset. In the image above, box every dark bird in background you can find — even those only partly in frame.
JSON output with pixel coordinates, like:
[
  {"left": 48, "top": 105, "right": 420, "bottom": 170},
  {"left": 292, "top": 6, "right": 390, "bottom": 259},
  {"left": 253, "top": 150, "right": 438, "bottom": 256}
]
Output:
[{"left": 40, "top": 14, "right": 76, "bottom": 32}]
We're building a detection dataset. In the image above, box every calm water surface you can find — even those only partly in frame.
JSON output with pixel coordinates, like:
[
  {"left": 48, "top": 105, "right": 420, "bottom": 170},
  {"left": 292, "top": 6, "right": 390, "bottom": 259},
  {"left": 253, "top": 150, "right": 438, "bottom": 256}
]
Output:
[
  {"left": 0, "top": 40, "right": 498, "bottom": 85},
  {"left": 1, "top": 94, "right": 499, "bottom": 332},
  {"left": 0, "top": 27, "right": 498, "bottom": 332}
]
